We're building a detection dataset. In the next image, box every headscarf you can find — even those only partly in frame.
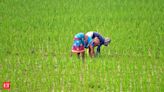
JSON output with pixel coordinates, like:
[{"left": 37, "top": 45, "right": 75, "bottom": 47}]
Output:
[{"left": 104, "top": 38, "right": 111, "bottom": 46}]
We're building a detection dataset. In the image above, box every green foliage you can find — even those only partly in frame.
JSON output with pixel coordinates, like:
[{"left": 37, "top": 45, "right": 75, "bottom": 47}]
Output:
[{"left": 0, "top": 0, "right": 163, "bottom": 91}]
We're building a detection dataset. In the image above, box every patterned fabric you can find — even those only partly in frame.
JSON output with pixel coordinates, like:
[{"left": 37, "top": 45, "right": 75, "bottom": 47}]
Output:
[{"left": 72, "top": 33, "right": 85, "bottom": 53}]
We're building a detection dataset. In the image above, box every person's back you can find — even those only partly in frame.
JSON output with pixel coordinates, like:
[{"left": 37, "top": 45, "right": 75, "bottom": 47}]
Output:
[
  {"left": 86, "top": 32, "right": 111, "bottom": 55},
  {"left": 74, "top": 33, "right": 84, "bottom": 40},
  {"left": 86, "top": 32, "right": 94, "bottom": 37}
]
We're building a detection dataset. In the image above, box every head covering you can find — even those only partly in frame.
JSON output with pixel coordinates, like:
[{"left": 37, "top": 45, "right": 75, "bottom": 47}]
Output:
[{"left": 104, "top": 38, "right": 111, "bottom": 46}]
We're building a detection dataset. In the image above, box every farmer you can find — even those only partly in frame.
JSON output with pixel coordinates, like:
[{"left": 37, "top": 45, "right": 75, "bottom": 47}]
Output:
[
  {"left": 86, "top": 32, "right": 111, "bottom": 55},
  {"left": 71, "top": 33, "right": 85, "bottom": 62},
  {"left": 71, "top": 32, "right": 100, "bottom": 62}
]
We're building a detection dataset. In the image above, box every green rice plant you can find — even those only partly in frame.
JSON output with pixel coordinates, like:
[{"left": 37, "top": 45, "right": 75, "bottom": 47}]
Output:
[{"left": 0, "top": 0, "right": 163, "bottom": 91}]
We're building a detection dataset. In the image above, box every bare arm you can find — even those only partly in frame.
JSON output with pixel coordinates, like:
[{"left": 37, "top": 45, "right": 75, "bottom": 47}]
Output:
[{"left": 89, "top": 45, "right": 95, "bottom": 58}]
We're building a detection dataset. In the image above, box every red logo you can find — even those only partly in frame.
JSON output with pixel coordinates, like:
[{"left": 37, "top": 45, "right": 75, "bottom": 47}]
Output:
[{"left": 3, "top": 82, "right": 10, "bottom": 90}]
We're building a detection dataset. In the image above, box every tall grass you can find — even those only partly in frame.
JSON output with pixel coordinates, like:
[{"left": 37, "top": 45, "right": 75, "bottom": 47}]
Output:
[{"left": 0, "top": 0, "right": 163, "bottom": 91}]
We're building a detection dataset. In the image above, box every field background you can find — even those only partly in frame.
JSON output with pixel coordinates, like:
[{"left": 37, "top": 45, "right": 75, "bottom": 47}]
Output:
[{"left": 0, "top": 0, "right": 164, "bottom": 91}]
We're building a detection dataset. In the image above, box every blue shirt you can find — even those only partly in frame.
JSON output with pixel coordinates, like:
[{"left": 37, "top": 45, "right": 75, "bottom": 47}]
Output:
[
  {"left": 74, "top": 33, "right": 85, "bottom": 46},
  {"left": 84, "top": 36, "right": 94, "bottom": 48}
]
